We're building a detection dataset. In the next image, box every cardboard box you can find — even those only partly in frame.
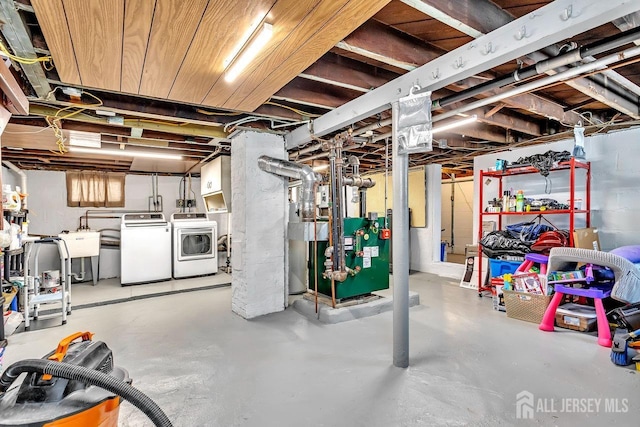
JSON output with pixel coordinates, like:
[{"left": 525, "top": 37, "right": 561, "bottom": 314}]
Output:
[
  {"left": 459, "top": 255, "right": 488, "bottom": 290},
  {"left": 555, "top": 303, "right": 597, "bottom": 332},
  {"left": 493, "top": 283, "right": 506, "bottom": 312},
  {"left": 482, "top": 221, "right": 497, "bottom": 237},
  {"left": 573, "top": 228, "right": 600, "bottom": 251}
]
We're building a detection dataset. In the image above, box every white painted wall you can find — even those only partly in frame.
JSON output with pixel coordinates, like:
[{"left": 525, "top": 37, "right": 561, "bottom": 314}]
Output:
[
  {"left": 409, "top": 164, "right": 465, "bottom": 279},
  {"left": 2, "top": 165, "right": 20, "bottom": 189},
  {"left": 473, "top": 126, "right": 640, "bottom": 251},
  {"left": 441, "top": 178, "right": 474, "bottom": 255},
  {"left": 21, "top": 170, "right": 202, "bottom": 279}
]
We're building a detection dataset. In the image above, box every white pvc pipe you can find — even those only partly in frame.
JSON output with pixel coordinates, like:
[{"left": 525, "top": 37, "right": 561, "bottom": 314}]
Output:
[
  {"left": 2, "top": 161, "right": 27, "bottom": 209},
  {"left": 433, "top": 44, "right": 640, "bottom": 123}
]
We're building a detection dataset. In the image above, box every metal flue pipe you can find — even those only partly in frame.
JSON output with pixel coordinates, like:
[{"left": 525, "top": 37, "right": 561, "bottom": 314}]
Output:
[{"left": 257, "top": 156, "right": 322, "bottom": 221}]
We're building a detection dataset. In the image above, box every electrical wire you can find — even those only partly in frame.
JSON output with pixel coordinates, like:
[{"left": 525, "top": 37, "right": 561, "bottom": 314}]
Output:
[
  {"left": 44, "top": 91, "right": 104, "bottom": 154},
  {"left": 0, "top": 39, "right": 53, "bottom": 66},
  {"left": 195, "top": 108, "right": 242, "bottom": 117},
  {"left": 3, "top": 126, "right": 52, "bottom": 135},
  {"left": 264, "top": 101, "right": 321, "bottom": 118}
]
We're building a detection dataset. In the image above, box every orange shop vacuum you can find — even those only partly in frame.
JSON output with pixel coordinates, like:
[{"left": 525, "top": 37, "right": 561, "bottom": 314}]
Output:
[{"left": 0, "top": 332, "right": 172, "bottom": 426}]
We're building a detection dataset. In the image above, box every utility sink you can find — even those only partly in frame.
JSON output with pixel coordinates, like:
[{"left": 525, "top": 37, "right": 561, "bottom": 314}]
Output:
[{"left": 58, "top": 230, "right": 101, "bottom": 258}]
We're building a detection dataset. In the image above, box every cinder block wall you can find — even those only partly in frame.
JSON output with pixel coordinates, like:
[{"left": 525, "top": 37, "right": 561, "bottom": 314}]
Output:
[{"left": 473, "top": 127, "right": 640, "bottom": 251}]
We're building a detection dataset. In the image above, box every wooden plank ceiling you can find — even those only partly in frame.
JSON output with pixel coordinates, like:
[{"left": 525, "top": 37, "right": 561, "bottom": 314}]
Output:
[
  {"left": 2, "top": 0, "right": 640, "bottom": 174},
  {"left": 31, "top": 0, "right": 391, "bottom": 112}
]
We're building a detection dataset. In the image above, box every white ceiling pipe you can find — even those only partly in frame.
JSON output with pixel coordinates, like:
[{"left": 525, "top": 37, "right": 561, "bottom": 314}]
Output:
[
  {"left": 353, "top": 118, "right": 392, "bottom": 136},
  {"left": 2, "top": 161, "right": 27, "bottom": 209},
  {"left": 433, "top": 44, "right": 640, "bottom": 124}
]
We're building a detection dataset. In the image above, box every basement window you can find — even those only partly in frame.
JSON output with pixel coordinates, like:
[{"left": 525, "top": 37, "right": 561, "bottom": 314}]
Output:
[{"left": 66, "top": 171, "right": 126, "bottom": 207}]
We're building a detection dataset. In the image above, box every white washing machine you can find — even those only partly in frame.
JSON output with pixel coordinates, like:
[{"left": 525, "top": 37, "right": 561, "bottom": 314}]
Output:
[
  {"left": 120, "top": 213, "right": 172, "bottom": 285},
  {"left": 171, "top": 213, "right": 218, "bottom": 279}
]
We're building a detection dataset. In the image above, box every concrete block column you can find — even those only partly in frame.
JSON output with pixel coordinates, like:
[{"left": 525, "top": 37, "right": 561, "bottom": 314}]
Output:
[{"left": 230, "top": 131, "right": 287, "bottom": 319}]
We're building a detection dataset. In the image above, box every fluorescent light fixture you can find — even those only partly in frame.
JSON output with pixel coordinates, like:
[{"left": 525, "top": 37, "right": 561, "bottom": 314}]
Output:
[
  {"left": 432, "top": 115, "right": 477, "bottom": 135},
  {"left": 69, "top": 146, "right": 182, "bottom": 160},
  {"left": 69, "top": 130, "right": 101, "bottom": 148},
  {"left": 95, "top": 109, "right": 116, "bottom": 117},
  {"left": 225, "top": 23, "right": 273, "bottom": 83}
]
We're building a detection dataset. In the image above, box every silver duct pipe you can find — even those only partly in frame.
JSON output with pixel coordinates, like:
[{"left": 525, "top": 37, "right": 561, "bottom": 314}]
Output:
[
  {"left": 348, "top": 155, "right": 360, "bottom": 176},
  {"left": 2, "top": 161, "right": 27, "bottom": 209},
  {"left": 258, "top": 156, "right": 321, "bottom": 221}
]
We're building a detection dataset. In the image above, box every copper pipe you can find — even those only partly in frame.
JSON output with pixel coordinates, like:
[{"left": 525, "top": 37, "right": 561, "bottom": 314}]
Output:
[{"left": 328, "top": 209, "right": 336, "bottom": 308}]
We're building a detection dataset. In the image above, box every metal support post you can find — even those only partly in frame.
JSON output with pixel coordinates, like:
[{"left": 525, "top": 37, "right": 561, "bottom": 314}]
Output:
[{"left": 392, "top": 102, "right": 409, "bottom": 368}]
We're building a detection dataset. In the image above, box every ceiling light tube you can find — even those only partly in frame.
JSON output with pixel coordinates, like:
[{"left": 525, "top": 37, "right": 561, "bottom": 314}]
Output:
[
  {"left": 431, "top": 115, "right": 477, "bottom": 135},
  {"left": 69, "top": 146, "right": 182, "bottom": 160},
  {"left": 225, "top": 23, "right": 273, "bottom": 83},
  {"left": 69, "top": 130, "right": 102, "bottom": 148}
]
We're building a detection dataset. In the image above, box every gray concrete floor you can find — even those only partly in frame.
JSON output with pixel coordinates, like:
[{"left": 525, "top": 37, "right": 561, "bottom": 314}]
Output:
[{"left": 2, "top": 272, "right": 638, "bottom": 426}]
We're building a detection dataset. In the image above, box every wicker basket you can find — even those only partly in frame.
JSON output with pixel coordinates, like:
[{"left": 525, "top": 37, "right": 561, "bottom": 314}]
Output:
[{"left": 503, "top": 290, "right": 552, "bottom": 324}]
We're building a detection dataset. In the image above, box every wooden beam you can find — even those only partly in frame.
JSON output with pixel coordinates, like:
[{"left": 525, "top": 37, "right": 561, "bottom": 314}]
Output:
[
  {"left": 436, "top": 124, "right": 509, "bottom": 143},
  {"left": 485, "top": 103, "right": 506, "bottom": 118},
  {"left": 0, "top": 0, "right": 51, "bottom": 98},
  {"left": 0, "top": 56, "right": 29, "bottom": 115},
  {"left": 299, "top": 52, "right": 397, "bottom": 92},
  {"left": 334, "top": 19, "right": 443, "bottom": 70},
  {"left": 451, "top": 77, "right": 583, "bottom": 125},
  {"left": 272, "top": 77, "right": 363, "bottom": 109},
  {"left": 413, "top": 0, "right": 639, "bottom": 120},
  {"left": 26, "top": 104, "right": 229, "bottom": 140},
  {"left": 328, "top": 13, "right": 583, "bottom": 126},
  {"left": 399, "top": 0, "right": 508, "bottom": 37},
  {"left": 42, "top": 82, "right": 307, "bottom": 124},
  {"left": 463, "top": 107, "right": 541, "bottom": 136}
]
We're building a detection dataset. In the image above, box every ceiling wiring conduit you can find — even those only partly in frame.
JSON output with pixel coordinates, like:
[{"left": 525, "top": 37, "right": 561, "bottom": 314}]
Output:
[
  {"left": 433, "top": 44, "right": 640, "bottom": 124},
  {"left": 257, "top": 156, "right": 322, "bottom": 221}
]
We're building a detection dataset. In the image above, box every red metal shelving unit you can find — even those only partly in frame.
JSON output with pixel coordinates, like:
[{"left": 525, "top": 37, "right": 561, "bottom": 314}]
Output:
[{"left": 477, "top": 158, "right": 590, "bottom": 296}]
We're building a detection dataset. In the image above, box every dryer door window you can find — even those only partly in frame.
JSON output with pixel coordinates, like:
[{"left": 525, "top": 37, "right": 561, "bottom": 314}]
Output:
[{"left": 178, "top": 229, "right": 214, "bottom": 261}]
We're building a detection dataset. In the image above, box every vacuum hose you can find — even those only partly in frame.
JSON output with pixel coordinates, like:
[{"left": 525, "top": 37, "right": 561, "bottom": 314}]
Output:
[{"left": 0, "top": 359, "right": 173, "bottom": 427}]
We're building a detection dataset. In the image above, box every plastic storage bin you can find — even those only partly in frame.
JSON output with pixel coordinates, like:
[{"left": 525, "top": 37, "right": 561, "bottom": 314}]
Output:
[{"left": 489, "top": 259, "right": 522, "bottom": 278}]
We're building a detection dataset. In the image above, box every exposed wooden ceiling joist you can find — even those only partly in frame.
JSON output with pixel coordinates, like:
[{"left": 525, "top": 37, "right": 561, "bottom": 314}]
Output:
[{"left": 412, "top": 0, "right": 640, "bottom": 119}]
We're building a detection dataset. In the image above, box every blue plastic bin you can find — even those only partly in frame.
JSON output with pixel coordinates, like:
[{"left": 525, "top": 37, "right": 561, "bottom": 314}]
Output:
[{"left": 489, "top": 259, "right": 522, "bottom": 278}]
